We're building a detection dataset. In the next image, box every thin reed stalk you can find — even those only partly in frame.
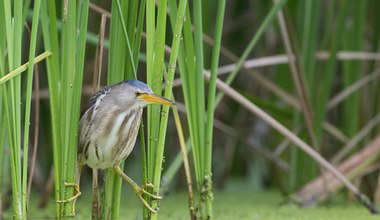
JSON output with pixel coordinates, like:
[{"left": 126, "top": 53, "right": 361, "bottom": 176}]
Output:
[
  {"left": 146, "top": 0, "right": 168, "bottom": 197},
  {"left": 40, "top": 0, "right": 88, "bottom": 217},
  {"left": 0, "top": 0, "right": 43, "bottom": 218},
  {"left": 203, "top": 0, "right": 226, "bottom": 217},
  {"left": 22, "top": 0, "right": 41, "bottom": 211},
  {"left": 102, "top": 1, "right": 142, "bottom": 218}
]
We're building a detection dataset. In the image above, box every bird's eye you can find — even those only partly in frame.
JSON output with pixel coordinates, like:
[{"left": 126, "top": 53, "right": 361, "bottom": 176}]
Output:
[{"left": 135, "top": 91, "right": 141, "bottom": 97}]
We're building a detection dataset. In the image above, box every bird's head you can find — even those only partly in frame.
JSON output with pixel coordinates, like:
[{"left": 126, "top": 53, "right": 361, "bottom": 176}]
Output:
[{"left": 113, "top": 80, "right": 175, "bottom": 108}]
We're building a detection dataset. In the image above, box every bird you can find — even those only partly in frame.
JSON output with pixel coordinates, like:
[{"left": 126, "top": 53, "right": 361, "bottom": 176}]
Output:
[{"left": 62, "top": 80, "right": 175, "bottom": 216}]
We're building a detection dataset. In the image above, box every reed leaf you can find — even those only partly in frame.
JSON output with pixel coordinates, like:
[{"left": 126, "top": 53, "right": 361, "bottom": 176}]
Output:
[{"left": 149, "top": 1, "right": 187, "bottom": 219}]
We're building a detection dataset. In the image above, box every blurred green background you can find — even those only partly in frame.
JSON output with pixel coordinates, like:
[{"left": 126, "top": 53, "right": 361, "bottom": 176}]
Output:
[{"left": 2, "top": 0, "right": 380, "bottom": 219}]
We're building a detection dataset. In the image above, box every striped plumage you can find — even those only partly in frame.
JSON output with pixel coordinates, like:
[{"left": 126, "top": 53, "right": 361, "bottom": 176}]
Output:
[
  {"left": 79, "top": 82, "right": 141, "bottom": 169},
  {"left": 61, "top": 80, "right": 173, "bottom": 216},
  {"left": 78, "top": 80, "right": 172, "bottom": 169}
]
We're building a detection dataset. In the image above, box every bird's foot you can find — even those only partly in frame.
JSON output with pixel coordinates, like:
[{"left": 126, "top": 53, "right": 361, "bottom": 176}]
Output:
[
  {"left": 113, "top": 165, "right": 161, "bottom": 213},
  {"left": 141, "top": 182, "right": 163, "bottom": 200},
  {"left": 54, "top": 182, "right": 82, "bottom": 216},
  {"left": 131, "top": 182, "right": 162, "bottom": 213}
]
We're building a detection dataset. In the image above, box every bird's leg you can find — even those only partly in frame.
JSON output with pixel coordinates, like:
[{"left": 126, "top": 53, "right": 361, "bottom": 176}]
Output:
[
  {"left": 113, "top": 165, "right": 162, "bottom": 213},
  {"left": 54, "top": 162, "right": 83, "bottom": 216},
  {"left": 92, "top": 168, "right": 100, "bottom": 220}
]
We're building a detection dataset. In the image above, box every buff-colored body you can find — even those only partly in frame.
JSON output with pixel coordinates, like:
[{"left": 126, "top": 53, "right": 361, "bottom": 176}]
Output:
[
  {"left": 78, "top": 81, "right": 150, "bottom": 169},
  {"left": 74, "top": 80, "right": 173, "bottom": 215}
]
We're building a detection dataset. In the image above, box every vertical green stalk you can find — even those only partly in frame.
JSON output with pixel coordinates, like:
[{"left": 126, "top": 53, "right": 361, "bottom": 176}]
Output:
[
  {"left": 0, "top": 103, "right": 4, "bottom": 208},
  {"left": 173, "top": 1, "right": 287, "bottom": 218},
  {"left": 110, "top": 2, "right": 138, "bottom": 218},
  {"left": 103, "top": 0, "right": 128, "bottom": 217},
  {"left": 145, "top": 2, "right": 156, "bottom": 198},
  {"left": 103, "top": 1, "right": 142, "bottom": 218},
  {"left": 146, "top": 0, "right": 155, "bottom": 77},
  {"left": 115, "top": 0, "right": 137, "bottom": 78},
  {"left": 149, "top": 1, "right": 187, "bottom": 219},
  {"left": 109, "top": 1, "right": 134, "bottom": 218},
  {"left": 22, "top": 0, "right": 41, "bottom": 213},
  {"left": 140, "top": 124, "right": 149, "bottom": 218},
  {"left": 13, "top": 0, "right": 23, "bottom": 214},
  {"left": 2, "top": 0, "right": 23, "bottom": 218},
  {"left": 169, "top": 3, "right": 201, "bottom": 184},
  {"left": 125, "top": 0, "right": 138, "bottom": 78},
  {"left": 168, "top": 0, "right": 205, "bottom": 217},
  {"left": 65, "top": 0, "right": 88, "bottom": 216},
  {"left": 40, "top": 1, "right": 63, "bottom": 216},
  {"left": 204, "top": 1, "right": 226, "bottom": 218},
  {"left": 0, "top": 0, "right": 44, "bottom": 217},
  {"left": 133, "top": 0, "right": 145, "bottom": 71},
  {"left": 342, "top": 1, "right": 366, "bottom": 137},
  {"left": 41, "top": 0, "right": 88, "bottom": 217},
  {"left": 187, "top": 7, "right": 202, "bottom": 182},
  {"left": 193, "top": 0, "right": 206, "bottom": 178},
  {"left": 144, "top": 0, "right": 168, "bottom": 217},
  {"left": 147, "top": 0, "right": 167, "bottom": 183},
  {"left": 0, "top": 32, "right": 5, "bottom": 204},
  {"left": 0, "top": 1, "right": 4, "bottom": 72},
  {"left": 60, "top": 1, "right": 78, "bottom": 216},
  {"left": 300, "top": 0, "right": 320, "bottom": 90},
  {"left": 313, "top": 0, "right": 348, "bottom": 139},
  {"left": 291, "top": 0, "right": 321, "bottom": 187},
  {"left": 0, "top": 17, "right": 3, "bottom": 188},
  {"left": 369, "top": 1, "right": 380, "bottom": 121}
]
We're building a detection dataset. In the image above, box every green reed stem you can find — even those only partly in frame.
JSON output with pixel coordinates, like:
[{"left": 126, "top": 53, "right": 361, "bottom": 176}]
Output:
[
  {"left": 60, "top": 0, "right": 78, "bottom": 216},
  {"left": 193, "top": 0, "right": 206, "bottom": 178},
  {"left": 203, "top": 1, "right": 226, "bottom": 218},
  {"left": 150, "top": 1, "right": 187, "bottom": 219},
  {"left": 115, "top": 0, "right": 136, "bottom": 78},
  {"left": 147, "top": 0, "right": 168, "bottom": 186},
  {"left": 103, "top": 1, "right": 142, "bottom": 218},
  {"left": 2, "top": 0, "right": 22, "bottom": 217},
  {"left": 22, "top": 0, "right": 41, "bottom": 212},
  {"left": 40, "top": 1, "right": 64, "bottom": 216},
  {"left": 104, "top": 0, "right": 128, "bottom": 218}
]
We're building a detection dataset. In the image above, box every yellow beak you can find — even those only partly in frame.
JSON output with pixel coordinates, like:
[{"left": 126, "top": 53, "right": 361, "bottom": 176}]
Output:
[{"left": 139, "top": 93, "right": 175, "bottom": 106}]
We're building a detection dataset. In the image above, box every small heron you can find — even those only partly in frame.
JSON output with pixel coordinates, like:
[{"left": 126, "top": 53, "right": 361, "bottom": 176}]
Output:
[{"left": 64, "top": 80, "right": 175, "bottom": 216}]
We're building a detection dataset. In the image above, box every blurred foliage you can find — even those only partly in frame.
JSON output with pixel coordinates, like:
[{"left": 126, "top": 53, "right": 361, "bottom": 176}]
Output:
[{"left": 2, "top": 0, "right": 380, "bottom": 218}]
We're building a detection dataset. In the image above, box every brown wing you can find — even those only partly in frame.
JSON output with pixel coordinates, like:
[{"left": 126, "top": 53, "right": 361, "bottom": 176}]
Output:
[{"left": 80, "top": 84, "right": 114, "bottom": 118}]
